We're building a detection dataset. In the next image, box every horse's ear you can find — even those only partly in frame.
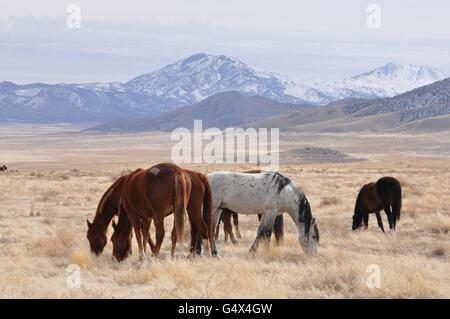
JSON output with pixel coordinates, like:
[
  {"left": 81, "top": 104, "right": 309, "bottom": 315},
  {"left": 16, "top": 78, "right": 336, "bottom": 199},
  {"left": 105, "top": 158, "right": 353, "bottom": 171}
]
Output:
[
  {"left": 112, "top": 220, "right": 117, "bottom": 230},
  {"left": 87, "top": 219, "right": 92, "bottom": 228}
]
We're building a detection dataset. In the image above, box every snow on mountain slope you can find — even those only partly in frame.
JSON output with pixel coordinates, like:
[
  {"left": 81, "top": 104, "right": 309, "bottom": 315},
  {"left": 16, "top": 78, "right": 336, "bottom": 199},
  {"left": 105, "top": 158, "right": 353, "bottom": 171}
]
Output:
[
  {"left": 125, "top": 53, "right": 305, "bottom": 106},
  {"left": 286, "top": 63, "right": 446, "bottom": 104}
]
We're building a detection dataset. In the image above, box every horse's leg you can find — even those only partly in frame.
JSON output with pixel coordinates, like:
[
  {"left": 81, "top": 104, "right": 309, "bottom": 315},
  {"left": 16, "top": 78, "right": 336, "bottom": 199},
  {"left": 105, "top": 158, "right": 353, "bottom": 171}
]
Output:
[
  {"left": 170, "top": 225, "right": 177, "bottom": 259},
  {"left": 189, "top": 220, "right": 199, "bottom": 257},
  {"left": 249, "top": 211, "right": 276, "bottom": 254},
  {"left": 273, "top": 214, "right": 284, "bottom": 245},
  {"left": 233, "top": 213, "right": 241, "bottom": 239},
  {"left": 375, "top": 212, "right": 385, "bottom": 233},
  {"left": 145, "top": 218, "right": 156, "bottom": 254},
  {"left": 214, "top": 215, "right": 221, "bottom": 241},
  {"left": 210, "top": 209, "right": 222, "bottom": 257},
  {"left": 224, "top": 217, "right": 229, "bottom": 243},
  {"left": 141, "top": 218, "right": 150, "bottom": 258},
  {"left": 152, "top": 217, "right": 165, "bottom": 259},
  {"left": 363, "top": 212, "right": 369, "bottom": 230},
  {"left": 384, "top": 206, "right": 394, "bottom": 230},
  {"left": 223, "top": 211, "right": 238, "bottom": 244},
  {"left": 129, "top": 215, "right": 146, "bottom": 262}
]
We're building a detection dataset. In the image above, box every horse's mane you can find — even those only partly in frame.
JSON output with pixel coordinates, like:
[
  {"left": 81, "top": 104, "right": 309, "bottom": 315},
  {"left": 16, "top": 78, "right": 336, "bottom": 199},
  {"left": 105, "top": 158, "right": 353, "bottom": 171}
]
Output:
[
  {"left": 264, "top": 171, "right": 293, "bottom": 195},
  {"left": 298, "top": 196, "right": 312, "bottom": 236},
  {"left": 94, "top": 175, "right": 125, "bottom": 220}
]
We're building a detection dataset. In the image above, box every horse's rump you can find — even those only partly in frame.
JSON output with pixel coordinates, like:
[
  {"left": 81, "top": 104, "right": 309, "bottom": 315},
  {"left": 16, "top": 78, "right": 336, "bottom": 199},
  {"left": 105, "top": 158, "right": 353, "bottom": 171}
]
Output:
[{"left": 376, "top": 177, "right": 402, "bottom": 222}]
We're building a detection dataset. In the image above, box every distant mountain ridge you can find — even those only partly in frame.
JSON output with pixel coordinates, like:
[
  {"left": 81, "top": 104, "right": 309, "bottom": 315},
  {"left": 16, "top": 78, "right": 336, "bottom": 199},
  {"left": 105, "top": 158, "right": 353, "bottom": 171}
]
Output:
[
  {"left": 0, "top": 53, "right": 447, "bottom": 123},
  {"left": 253, "top": 77, "right": 450, "bottom": 133},
  {"left": 91, "top": 77, "right": 450, "bottom": 133},
  {"left": 89, "top": 91, "right": 306, "bottom": 131}
]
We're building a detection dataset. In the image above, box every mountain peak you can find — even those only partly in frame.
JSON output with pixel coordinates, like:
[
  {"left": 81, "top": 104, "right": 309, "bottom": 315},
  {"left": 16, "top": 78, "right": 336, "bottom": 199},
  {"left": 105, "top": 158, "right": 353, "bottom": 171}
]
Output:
[
  {"left": 125, "top": 53, "right": 304, "bottom": 106},
  {"left": 353, "top": 62, "right": 444, "bottom": 80}
]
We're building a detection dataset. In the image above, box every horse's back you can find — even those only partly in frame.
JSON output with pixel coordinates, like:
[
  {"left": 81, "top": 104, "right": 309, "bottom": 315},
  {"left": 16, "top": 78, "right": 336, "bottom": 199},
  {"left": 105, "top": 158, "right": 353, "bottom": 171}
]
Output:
[
  {"left": 208, "top": 171, "right": 286, "bottom": 214},
  {"left": 122, "top": 165, "right": 179, "bottom": 211},
  {"left": 356, "top": 182, "right": 380, "bottom": 212}
]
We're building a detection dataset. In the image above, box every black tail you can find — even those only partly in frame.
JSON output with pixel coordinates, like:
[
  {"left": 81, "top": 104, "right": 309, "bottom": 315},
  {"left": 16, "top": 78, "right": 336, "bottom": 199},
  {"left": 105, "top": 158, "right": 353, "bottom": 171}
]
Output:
[
  {"left": 392, "top": 181, "right": 402, "bottom": 223},
  {"left": 273, "top": 215, "right": 284, "bottom": 243},
  {"left": 377, "top": 177, "right": 402, "bottom": 229},
  {"left": 232, "top": 213, "right": 239, "bottom": 227}
]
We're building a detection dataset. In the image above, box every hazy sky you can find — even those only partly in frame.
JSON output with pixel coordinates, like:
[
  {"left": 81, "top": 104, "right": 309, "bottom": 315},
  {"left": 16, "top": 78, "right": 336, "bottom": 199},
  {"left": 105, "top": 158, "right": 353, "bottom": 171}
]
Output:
[{"left": 1, "top": 0, "right": 449, "bottom": 83}]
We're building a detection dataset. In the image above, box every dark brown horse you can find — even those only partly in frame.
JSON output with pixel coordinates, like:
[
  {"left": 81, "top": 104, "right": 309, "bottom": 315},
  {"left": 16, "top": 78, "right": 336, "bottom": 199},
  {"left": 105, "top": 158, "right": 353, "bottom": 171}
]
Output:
[
  {"left": 110, "top": 168, "right": 215, "bottom": 262},
  {"left": 352, "top": 176, "right": 402, "bottom": 232},
  {"left": 214, "top": 170, "right": 284, "bottom": 245}
]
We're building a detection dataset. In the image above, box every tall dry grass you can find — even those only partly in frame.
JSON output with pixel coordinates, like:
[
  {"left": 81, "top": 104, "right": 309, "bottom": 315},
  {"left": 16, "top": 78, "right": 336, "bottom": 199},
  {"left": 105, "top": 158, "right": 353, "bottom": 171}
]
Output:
[{"left": 0, "top": 160, "right": 449, "bottom": 298}]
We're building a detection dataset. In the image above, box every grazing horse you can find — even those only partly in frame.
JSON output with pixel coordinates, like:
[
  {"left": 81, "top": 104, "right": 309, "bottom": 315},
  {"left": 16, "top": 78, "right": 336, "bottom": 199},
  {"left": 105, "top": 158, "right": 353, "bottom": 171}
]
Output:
[
  {"left": 118, "top": 163, "right": 191, "bottom": 262},
  {"left": 110, "top": 168, "right": 215, "bottom": 262},
  {"left": 86, "top": 174, "right": 127, "bottom": 255},
  {"left": 207, "top": 171, "right": 319, "bottom": 256},
  {"left": 352, "top": 176, "right": 402, "bottom": 232},
  {"left": 215, "top": 169, "right": 284, "bottom": 245}
]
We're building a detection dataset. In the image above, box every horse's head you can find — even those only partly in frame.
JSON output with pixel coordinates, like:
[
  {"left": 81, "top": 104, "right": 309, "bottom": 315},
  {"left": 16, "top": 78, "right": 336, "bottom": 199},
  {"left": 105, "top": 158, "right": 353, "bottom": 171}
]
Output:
[
  {"left": 300, "top": 217, "right": 319, "bottom": 256},
  {"left": 352, "top": 210, "right": 363, "bottom": 230},
  {"left": 297, "top": 196, "right": 319, "bottom": 256},
  {"left": 86, "top": 219, "right": 107, "bottom": 256},
  {"left": 111, "top": 220, "right": 132, "bottom": 262}
]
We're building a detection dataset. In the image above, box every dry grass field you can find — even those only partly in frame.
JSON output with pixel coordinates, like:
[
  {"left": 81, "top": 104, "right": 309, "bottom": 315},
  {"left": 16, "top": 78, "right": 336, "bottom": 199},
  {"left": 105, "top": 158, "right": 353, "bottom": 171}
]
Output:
[{"left": 0, "top": 124, "right": 449, "bottom": 298}]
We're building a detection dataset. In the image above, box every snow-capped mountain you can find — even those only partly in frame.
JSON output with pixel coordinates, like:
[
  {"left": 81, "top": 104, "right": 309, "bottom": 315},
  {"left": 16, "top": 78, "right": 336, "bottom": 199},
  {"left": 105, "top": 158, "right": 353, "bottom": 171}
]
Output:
[
  {"left": 286, "top": 63, "right": 446, "bottom": 104},
  {"left": 0, "top": 53, "right": 447, "bottom": 123},
  {"left": 0, "top": 81, "right": 166, "bottom": 123},
  {"left": 125, "top": 53, "right": 305, "bottom": 106}
]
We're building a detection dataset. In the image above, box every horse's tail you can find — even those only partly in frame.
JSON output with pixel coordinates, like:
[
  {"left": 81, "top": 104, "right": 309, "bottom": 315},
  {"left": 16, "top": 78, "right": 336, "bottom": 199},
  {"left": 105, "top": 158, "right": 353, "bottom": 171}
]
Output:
[
  {"left": 200, "top": 174, "right": 213, "bottom": 242},
  {"left": 174, "top": 173, "right": 188, "bottom": 240},
  {"left": 273, "top": 214, "right": 284, "bottom": 243},
  {"left": 392, "top": 180, "right": 402, "bottom": 223}
]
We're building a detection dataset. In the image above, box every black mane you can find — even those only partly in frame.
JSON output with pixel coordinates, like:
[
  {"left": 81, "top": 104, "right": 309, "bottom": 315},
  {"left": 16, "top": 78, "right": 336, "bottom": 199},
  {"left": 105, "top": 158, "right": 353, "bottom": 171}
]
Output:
[
  {"left": 266, "top": 172, "right": 292, "bottom": 195},
  {"left": 298, "top": 196, "right": 312, "bottom": 236}
]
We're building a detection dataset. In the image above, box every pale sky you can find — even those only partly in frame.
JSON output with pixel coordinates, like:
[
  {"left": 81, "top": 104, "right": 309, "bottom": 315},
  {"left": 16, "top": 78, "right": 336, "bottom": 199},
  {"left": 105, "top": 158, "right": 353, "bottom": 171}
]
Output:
[{"left": 1, "top": 0, "right": 449, "bottom": 83}]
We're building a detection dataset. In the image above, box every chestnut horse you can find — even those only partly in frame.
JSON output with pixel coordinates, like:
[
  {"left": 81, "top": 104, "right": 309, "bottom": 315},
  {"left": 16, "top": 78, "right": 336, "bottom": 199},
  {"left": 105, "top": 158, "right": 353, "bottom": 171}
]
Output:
[
  {"left": 87, "top": 163, "right": 192, "bottom": 261},
  {"left": 352, "top": 176, "right": 402, "bottom": 232},
  {"left": 110, "top": 168, "right": 215, "bottom": 261},
  {"left": 116, "top": 163, "right": 192, "bottom": 262}
]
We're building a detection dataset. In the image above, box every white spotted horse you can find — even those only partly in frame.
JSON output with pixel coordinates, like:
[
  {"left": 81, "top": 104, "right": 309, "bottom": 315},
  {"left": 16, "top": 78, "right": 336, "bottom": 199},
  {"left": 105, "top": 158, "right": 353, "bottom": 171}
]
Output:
[{"left": 206, "top": 171, "right": 319, "bottom": 256}]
